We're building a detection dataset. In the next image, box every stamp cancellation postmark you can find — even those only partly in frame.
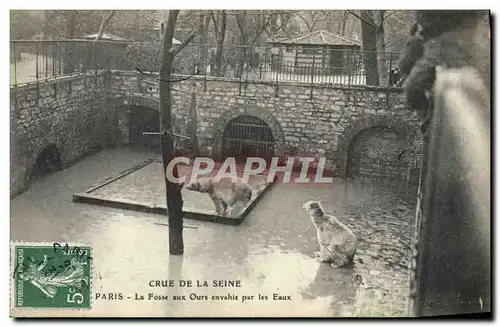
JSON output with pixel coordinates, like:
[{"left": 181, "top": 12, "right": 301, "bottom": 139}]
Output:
[{"left": 12, "top": 242, "right": 92, "bottom": 309}]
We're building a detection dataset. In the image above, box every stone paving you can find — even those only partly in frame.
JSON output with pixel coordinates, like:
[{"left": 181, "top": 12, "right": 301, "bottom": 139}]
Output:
[{"left": 10, "top": 148, "right": 417, "bottom": 317}]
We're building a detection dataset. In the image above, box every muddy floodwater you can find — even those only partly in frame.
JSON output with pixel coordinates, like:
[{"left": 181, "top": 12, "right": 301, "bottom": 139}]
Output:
[{"left": 10, "top": 148, "right": 417, "bottom": 317}]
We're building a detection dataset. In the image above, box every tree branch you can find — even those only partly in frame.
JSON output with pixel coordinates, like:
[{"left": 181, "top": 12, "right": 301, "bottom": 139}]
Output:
[
  {"left": 365, "top": 11, "right": 375, "bottom": 21},
  {"left": 211, "top": 10, "right": 219, "bottom": 34},
  {"left": 310, "top": 15, "right": 329, "bottom": 32},
  {"left": 375, "top": 10, "right": 385, "bottom": 32},
  {"left": 383, "top": 10, "right": 402, "bottom": 22},
  {"left": 235, "top": 11, "right": 245, "bottom": 33},
  {"left": 94, "top": 10, "right": 115, "bottom": 41},
  {"left": 259, "top": 16, "right": 275, "bottom": 37},
  {"left": 89, "top": 10, "right": 115, "bottom": 70},
  {"left": 172, "top": 12, "right": 204, "bottom": 57},
  {"left": 270, "top": 12, "right": 293, "bottom": 35},
  {"left": 163, "top": 10, "right": 179, "bottom": 52},
  {"left": 203, "top": 12, "right": 210, "bottom": 40},
  {"left": 310, "top": 10, "right": 330, "bottom": 29},
  {"left": 250, "top": 11, "right": 276, "bottom": 43},
  {"left": 53, "top": 10, "right": 66, "bottom": 17},
  {"left": 235, "top": 10, "right": 249, "bottom": 47},
  {"left": 295, "top": 11, "right": 313, "bottom": 31},
  {"left": 172, "top": 34, "right": 197, "bottom": 57},
  {"left": 347, "top": 10, "right": 377, "bottom": 28},
  {"left": 219, "top": 11, "right": 227, "bottom": 43}
]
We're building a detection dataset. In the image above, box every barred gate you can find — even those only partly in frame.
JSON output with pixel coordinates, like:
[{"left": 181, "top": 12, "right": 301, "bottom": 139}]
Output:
[{"left": 222, "top": 115, "right": 274, "bottom": 162}]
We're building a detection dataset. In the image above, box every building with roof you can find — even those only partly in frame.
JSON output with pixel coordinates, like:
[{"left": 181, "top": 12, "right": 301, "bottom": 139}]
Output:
[{"left": 267, "top": 30, "right": 362, "bottom": 75}]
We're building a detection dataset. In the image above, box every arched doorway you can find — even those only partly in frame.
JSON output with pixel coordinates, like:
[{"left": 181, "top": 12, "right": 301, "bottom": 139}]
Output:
[
  {"left": 346, "top": 126, "right": 414, "bottom": 182},
  {"left": 32, "top": 144, "right": 62, "bottom": 177},
  {"left": 128, "top": 106, "right": 160, "bottom": 152},
  {"left": 222, "top": 115, "right": 274, "bottom": 162}
]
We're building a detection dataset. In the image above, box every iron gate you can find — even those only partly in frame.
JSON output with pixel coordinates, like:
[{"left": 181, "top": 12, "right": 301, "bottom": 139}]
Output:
[{"left": 222, "top": 115, "right": 274, "bottom": 162}]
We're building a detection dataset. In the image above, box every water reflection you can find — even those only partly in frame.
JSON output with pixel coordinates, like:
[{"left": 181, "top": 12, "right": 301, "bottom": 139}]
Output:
[{"left": 299, "top": 263, "right": 358, "bottom": 316}]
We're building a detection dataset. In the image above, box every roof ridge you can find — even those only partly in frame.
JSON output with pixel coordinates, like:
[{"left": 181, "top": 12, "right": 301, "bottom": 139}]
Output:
[
  {"left": 267, "top": 29, "right": 361, "bottom": 46},
  {"left": 269, "top": 29, "right": 318, "bottom": 43},
  {"left": 325, "top": 31, "right": 359, "bottom": 45},
  {"left": 313, "top": 29, "right": 356, "bottom": 42},
  {"left": 293, "top": 30, "right": 319, "bottom": 43}
]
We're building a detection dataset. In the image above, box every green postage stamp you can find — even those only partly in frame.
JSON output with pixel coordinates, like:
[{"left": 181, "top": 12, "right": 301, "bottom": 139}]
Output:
[{"left": 11, "top": 242, "right": 92, "bottom": 309}]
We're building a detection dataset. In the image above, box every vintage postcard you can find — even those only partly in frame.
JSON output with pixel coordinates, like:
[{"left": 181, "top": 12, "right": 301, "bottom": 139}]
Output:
[{"left": 9, "top": 9, "right": 491, "bottom": 318}]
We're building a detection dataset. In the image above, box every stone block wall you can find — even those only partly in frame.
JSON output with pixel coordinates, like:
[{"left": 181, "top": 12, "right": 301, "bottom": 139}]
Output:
[
  {"left": 10, "top": 71, "right": 114, "bottom": 197},
  {"left": 110, "top": 72, "right": 422, "bottom": 177}
]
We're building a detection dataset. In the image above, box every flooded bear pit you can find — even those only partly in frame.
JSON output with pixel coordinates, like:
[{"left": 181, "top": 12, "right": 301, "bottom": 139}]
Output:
[{"left": 10, "top": 148, "right": 417, "bottom": 317}]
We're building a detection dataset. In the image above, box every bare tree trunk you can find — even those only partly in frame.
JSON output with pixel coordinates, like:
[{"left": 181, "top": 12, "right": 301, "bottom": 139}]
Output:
[
  {"left": 186, "top": 13, "right": 208, "bottom": 156},
  {"left": 213, "top": 10, "right": 227, "bottom": 76},
  {"left": 64, "top": 11, "right": 77, "bottom": 39},
  {"left": 158, "top": 10, "right": 202, "bottom": 255},
  {"left": 279, "top": 12, "right": 293, "bottom": 32},
  {"left": 374, "top": 10, "right": 388, "bottom": 86},
  {"left": 187, "top": 89, "right": 200, "bottom": 156},
  {"left": 198, "top": 12, "right": 210, "bottom": 74},
  {"left": 236, "top": 11, "right": 248, "bottom": 78},
  {"left": 360, "top": 10, "right": 378, "bottom": 85},
  {"left": 341, "top": 11, "right": 349, "bottom": 36},
  {"left": 95, "top": 10, "right": 115, "bottom": 40},
  {"left": 295, "top": 11, "right": 313, "bottom": 32},
  {"left": 43, "top": 10, "right": 51, "bottom": 38},
  {"left": 63, "top": 10, "right": 78, "bottom": 74},
  {"left": 91, "top": 10, "right": 115, "bottom": 70},
  {"left": 160, "top": 10, "right": 184, "bottom": 256}
]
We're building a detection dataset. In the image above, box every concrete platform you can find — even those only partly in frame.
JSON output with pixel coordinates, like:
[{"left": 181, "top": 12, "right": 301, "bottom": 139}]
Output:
[{"left": 73, "top": 159, "right": 274, "bottom": 225}]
